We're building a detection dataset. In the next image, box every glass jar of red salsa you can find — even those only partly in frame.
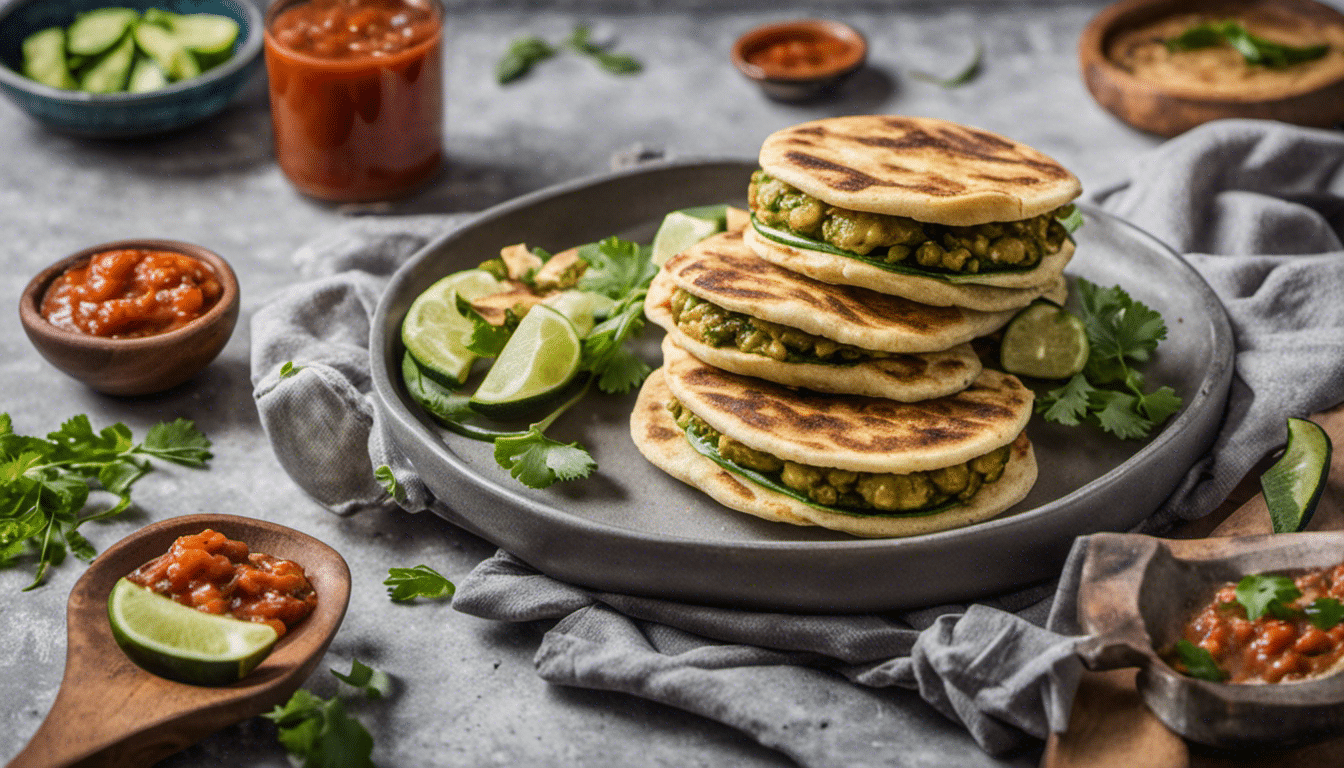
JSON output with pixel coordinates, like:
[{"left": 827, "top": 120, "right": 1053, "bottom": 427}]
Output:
[
  {"left": 264, "top": 0, "right": 443, "bottom": 202},
  {"left": 40, "top": 248, "right": 222, "bottom": 338},
  {"left": 127, "top": 529, "right": 318, "bottom": 638}
]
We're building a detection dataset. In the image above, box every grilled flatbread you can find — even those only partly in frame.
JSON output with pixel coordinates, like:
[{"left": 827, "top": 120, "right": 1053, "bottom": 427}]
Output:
[
  {"left": 758, "top": 115, "right": 1082, "bottom": 226},
  {"left": 744, "top": 225, "right": 1071, "bottom": 311},
  {"left": 647, "top": 277, "right": 981, "bottom": 400},
  {"left": 660, "top": 338, "right": 1033, "bottom": 473},
  {"left": 630, "top": 367, "right": 1037, "bottom": 538}
]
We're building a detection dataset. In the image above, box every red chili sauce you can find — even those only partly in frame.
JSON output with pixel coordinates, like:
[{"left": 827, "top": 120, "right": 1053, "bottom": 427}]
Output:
[
  {"left": 40, "top": 249, "right": 222, "bottom": 338},
  {"left": 1172, "top": 563, "right": 1344, "bottom": 684},
  {"left": 746, "top": 33, "right": 855, "bottom": 78},
  {"left": 127, "top": 529, "right": 317, "bottom": 638},
  {"left": 264, "top": 0, "right": 443, "bottom": 202}
]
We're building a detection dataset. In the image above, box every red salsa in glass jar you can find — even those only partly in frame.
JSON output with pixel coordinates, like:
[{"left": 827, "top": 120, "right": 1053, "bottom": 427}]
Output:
[
  {"left": 40, "top": 248, "right": 222, "bottom": 338},
  {"left": 127, "top": 529, "right": 318, "bottom": 638},
  {"left": 264, "top": 0, "right": 443, "bottom": 202},
  {"left": 1169, "top": 561, "right": 1344, "bottom": 684}
]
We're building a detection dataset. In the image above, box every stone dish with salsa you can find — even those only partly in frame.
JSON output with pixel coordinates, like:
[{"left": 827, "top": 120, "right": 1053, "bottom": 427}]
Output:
[{"left": 1075, "top": 532, "right": 1344, "bottom": 747}]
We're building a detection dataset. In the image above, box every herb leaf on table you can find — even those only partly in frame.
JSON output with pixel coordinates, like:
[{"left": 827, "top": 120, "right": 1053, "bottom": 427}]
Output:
[
  {"left": 0, "top": 413, "right": 211, "bottom": 590},
  {"left": 384, "top": 564, "right": 455, "bottom": 602},
  {"left": 496, "top": 36, "right": 556, "bottom": 84},
  {"left": 265, "top": 660, "right": 388, "bottom": 768}
]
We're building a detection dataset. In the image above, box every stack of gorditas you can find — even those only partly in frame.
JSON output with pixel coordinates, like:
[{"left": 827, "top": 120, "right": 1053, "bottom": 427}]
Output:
[{"left": 633, "top": 115, "right": 1082, "bottom": 537}]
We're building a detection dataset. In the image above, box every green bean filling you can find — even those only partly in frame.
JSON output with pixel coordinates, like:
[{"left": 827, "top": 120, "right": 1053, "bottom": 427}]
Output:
[
  {"left": 749, "top": 170, "right": 1072, "bottom": 273},
  {"left": 668, "top": 398, "right": 1011, "bottom": 512},
  {"left": 669, "top": 288, "right": 886, "bottom": 365}
]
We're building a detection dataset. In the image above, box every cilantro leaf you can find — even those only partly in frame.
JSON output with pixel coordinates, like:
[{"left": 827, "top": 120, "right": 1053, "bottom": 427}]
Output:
[
  {"left": 264, "top": 662, "right": 385, "bottom": 768},
  {"left": 332, "top": 658, "right": 393, "bottom": 700},
  {"left": 1166, "top": 21, "right": 1328, "bottom": 68},
  {"left": 1174, "top": 639, "right": 1227, "bottom": 682},
  {"left": 280, "top": 361, "right": 302, "bottom": 378},
  {"left": 0, "top": 414, "right": 211, "bottom": 590},
  {"left": 494, "top": 426, "right": 596, "bottom": 488},
  {"left": 577, "top": 237, "right": 656, "bottom": 300},
  {"left": 456, "top": 294, "right": 516, "bottom": 357},
  {"left": 1036, "top": 374, "right": 1093, "bottom": 426},
  {"left": 581, "top": 293, "right": 653, "bottom": 394},
  {"left": 1235, "top": 574, "right": 1301, "bottom": 621},
  {"left": 1306, "top": 598, "right": 1344, "bottom": 630},
  {"left": 567, "top": 25, "right": 643, "bottom": 75},
  {"left": 374, "top": 465, "right": 403, "bottom": 503},
  {"left": 1138, "top": 386, "right": 1183, "bottom": 424},
  {"left": 1088, "top": 389, "right": 1151, "bottom": 440},
  {"left": 384, "top": 564, "right": 455, "bottom": 602},
  {"left": 497, "top": 36, "right": 556, "bottom": 84}
]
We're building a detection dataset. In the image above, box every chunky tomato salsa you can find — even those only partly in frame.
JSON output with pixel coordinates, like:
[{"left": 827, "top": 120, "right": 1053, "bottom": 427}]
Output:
[
  {"left": 1169, "top": 561, "right": 1344, "bottom": 684},
  {"left": 127, "top": 529, "right": 317, "bottom": 638},
  {"left": 41, "top": 248, "right": 222, "bottom": 338}
]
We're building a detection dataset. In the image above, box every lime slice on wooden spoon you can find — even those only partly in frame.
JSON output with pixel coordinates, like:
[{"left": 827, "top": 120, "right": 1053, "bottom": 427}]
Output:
[{"left": 108, "top": 578, "right": 278, "bottom": 686}]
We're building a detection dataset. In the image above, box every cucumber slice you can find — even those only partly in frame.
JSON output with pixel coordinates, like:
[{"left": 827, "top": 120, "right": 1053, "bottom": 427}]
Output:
[
  {"left": 128, "top": 54, "right": 169, "bottom": 93},
  {"left": 168, "top": 13, "right": 240, "bottom": 57},
  {"left": 68, "top": 7, "right": 139, "bottom": 57},
  {"left": 79, "top": 33, "right": 136, "bottom": 93},
  {"left": 21, "top": 27, "right": 77, "bottom": 89},
  {"left": 142, "top": 8, "right": 178, "bottom": 28},
  {"left": 1261, "top": 417, "right": 1332, "bottom": 533},
  {"left": 133, "top": 22, "right": 198, "bottom": 81},
  {"left": 470, "top": 305, "right": 581, "bottom": 419}
]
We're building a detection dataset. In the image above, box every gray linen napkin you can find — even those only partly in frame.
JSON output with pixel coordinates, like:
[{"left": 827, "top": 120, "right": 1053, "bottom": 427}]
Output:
[{"left": 250, "top": 119, "right": 1344, "bottom": 766}]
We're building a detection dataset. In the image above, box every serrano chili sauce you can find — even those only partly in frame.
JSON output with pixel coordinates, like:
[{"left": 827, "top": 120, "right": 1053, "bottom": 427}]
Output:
[
  {"left": 40, "top": 248, "right": 222, "bottom": 338},
  {"left": 264, "top": 0, "right": 443, "bottom": 202},
  {"left": 127, "top": 529, "right": 318, "bottom": 638},
  {"left": 1172, "top": 562, "right": 1344, "bottom": 684}
]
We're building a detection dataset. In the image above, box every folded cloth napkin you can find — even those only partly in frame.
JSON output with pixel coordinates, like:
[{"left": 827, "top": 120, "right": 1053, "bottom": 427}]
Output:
[{"left": 250, "top": 119, "right": 1344, "bottom": 767}]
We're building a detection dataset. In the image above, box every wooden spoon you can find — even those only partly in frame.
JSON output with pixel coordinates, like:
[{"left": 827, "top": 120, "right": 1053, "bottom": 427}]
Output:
[{"left": 5, "top": 514, "right": 351, "bottom": 768}]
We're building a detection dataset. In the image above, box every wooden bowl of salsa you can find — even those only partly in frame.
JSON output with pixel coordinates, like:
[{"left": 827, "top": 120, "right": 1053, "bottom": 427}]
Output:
[
  {"left": 731, "top": 19, "right": 867, "bottom": 102},
  {"left": 19, "top": 239, "right": 239, "bottom": 396},
  {"left": 1079, "top": 0, "right": 1344, "bottom": 136}
]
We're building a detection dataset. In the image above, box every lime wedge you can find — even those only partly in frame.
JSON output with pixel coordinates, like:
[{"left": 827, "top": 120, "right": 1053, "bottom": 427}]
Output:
[
  {"left": 999, "top": 301, "right": 1089, "bottom": 379},
  {"left": 651, "top": 210, "right": 723, "bottom": 266},
  {"left": 402, "top": 269, "right": 507, "bottom": 386},
  {"left": 107, "top": 578, "right": 278, "bottom": 686},
  {"left": 470, "top": 305, "right": 581, "bottom": 419},
  {"left": 1262, "top": 417, "right": 1333, "bottom": 533},
  {"left": 542, "top": 290, "right": 616, "bottom": 337}
]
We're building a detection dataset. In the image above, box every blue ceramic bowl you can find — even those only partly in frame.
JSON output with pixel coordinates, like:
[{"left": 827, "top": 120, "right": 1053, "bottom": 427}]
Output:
[{"left": 0, "top": 0, "right": 262, "bottom": 137}]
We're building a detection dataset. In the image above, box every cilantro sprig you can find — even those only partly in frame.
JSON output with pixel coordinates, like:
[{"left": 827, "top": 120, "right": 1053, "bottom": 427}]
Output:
[
  {"left": 264, "top": 659, "right": 390, "bottom": 768},
  {"left": 1228, "top": 573, "right": 1344, "bottom": 629},
  {"left": 1036, "top": 279, "right": 1182, "bottom": 439},
  {"left": 1166, "top": 21, "right": 1328, "bottom": 68},
  {"left": 1174, "top": 639, "right": 1227, "bottom": 682},
  {"left": 1, "top": 413, "right": 211, "bottom": 590},
  {"left": 497, "top": 24, "right": 642, "bottom": 85},
  {"left": 384, "top": 564, "right": 455, "bottom": 602}
]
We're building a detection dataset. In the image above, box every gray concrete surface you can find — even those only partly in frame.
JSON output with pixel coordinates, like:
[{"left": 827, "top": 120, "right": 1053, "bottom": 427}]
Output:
[{"left": 2, "top": 0, "right": 1315, "bottom": 765}]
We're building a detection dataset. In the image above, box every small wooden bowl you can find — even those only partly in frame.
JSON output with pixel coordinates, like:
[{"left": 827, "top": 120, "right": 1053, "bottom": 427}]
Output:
[
  {"left": 1079, "top": 0, "right": 1344, "bottom": 137},
  {"left": 731, "top": 19, "right": 867, "bottom": 102},
  {"left": 19, "top": 240, "right": 240, "bottom": 396}
]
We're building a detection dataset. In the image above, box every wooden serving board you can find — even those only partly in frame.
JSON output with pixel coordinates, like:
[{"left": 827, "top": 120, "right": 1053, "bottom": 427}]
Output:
[{"left": 1043, "top": 405, "right": 1344, "bottom": 768}]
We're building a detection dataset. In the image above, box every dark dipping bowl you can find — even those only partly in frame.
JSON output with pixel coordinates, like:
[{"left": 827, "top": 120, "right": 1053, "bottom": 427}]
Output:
[
  {"left": 18, "top": 239, "right": 239, "bottom": 396},
  {"left": 731, "top": 19, "right": 867, "bottom": 102},
  {"left": 1075, "top": 532, "right": 1344, "bottom": 748}
]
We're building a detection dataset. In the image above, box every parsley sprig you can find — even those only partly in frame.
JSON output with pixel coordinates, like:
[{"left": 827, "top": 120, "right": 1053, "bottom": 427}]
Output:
[
  {"left": 1036, "top": 279, "right": 1182, "bottom": 439},
  {"left": 1166, "top": 21, "right": 1329, "bottom": 68},
  {"left": 1, "top": 413, "right": 211, "bottom": 590},
  {"left": 384, "top": 564, "right": 455, "bottom": 602},
  {"left": 264, "top": 659, "right": 390, "bottom": 768},
  {"left": 1232, "top": 573, "right": 1344, "bottom": 629}
]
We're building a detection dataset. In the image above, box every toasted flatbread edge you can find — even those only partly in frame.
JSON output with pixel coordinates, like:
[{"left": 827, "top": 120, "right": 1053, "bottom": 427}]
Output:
[{"left": 631, "top": 368, "right": 1038, "bottom": 538}]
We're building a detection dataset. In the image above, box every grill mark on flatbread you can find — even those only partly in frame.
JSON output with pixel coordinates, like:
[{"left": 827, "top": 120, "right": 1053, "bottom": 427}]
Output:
[
  {"left": 783, "top": 151, "right": 965, "bottom": 196},
  {"left": 717, "top": 470, "right": 756, "bottom": 500},
  {"left": 645, "top": 422, "right": 679, "bottom": 442},
  {"left": 973, "top": 174, "right": 1041, "bottom": 185}
]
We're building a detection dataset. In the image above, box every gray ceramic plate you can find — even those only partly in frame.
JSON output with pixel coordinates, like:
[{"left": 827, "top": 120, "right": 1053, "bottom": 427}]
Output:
[
  {"left": 1076, "top": 532, "right": 1344, "bottom": 747},
  {"left": 370, "top": 159, "right": 1234, "bottom": 612}
]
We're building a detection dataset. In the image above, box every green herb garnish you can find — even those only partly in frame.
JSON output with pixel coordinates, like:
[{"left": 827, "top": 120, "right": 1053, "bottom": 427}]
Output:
[
  {"left": 1, "top": 414, "right": 211, "bottom": 590},
  {"left": 385, "top": 564, "right": 456, "bottom": 602},
  {"left": 1035, "top": 279, "right": 1182, "bottom": 439},
  {"left": 1305, "top": 598, "right": 1344, "bottom": 630},
  {"left": 1235, "top": 573, "right": 1301, "bottom": 621},
  {"left": 1174, "top": 639, "right": 1227, "bottom": 682},
  {"left": 497, "top": 25, "right": 641, "bottom": 85},
  {"left": 909, "top": 39, "right": 983, "bottom": 88},
  {"left": 264, "top": 659, "right": 388, "bottom": 767},
  {"left": 374, "top": 465, "right": 403, "bottom": 502},
  {"left": 1166, "top": 21, "right": 1328, "bottom": 68},
  {"left": 494, "top": 425, "right": 597, "bottom": 489},
  {"left": 280, "top": 361, "right": 302, "bottom": 378}
]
